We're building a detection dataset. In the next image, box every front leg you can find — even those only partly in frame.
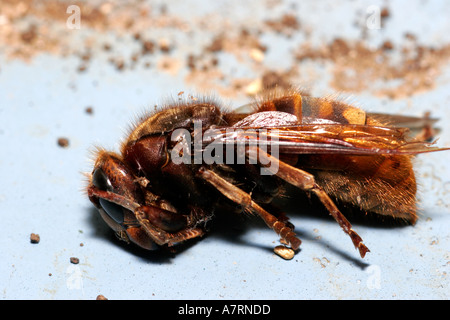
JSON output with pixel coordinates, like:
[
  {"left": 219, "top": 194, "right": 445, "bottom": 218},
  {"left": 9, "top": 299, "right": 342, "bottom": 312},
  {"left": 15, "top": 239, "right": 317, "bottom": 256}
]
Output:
[
  {"left": 88, "top": 186, "right": 205, "bottom": 248},
  {"left": 134, "top": 205, "right": 206, "bottom": 247}
]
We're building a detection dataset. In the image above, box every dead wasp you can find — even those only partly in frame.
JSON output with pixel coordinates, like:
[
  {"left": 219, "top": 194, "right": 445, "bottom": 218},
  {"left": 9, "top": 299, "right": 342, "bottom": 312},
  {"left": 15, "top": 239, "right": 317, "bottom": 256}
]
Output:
[{"left": 86, "top": 90, "right": 448, "bottom": 258}]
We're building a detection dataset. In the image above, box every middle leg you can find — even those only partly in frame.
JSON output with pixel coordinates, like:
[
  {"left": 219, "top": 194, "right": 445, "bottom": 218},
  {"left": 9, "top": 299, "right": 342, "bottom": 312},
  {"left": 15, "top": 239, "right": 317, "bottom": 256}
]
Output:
[{"left": 197, "top": 167, "right": 302, "bottom": 250}]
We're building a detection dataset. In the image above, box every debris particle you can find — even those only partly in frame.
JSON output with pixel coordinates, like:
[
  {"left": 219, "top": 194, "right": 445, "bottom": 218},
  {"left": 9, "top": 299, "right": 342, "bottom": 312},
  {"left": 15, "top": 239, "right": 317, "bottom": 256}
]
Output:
[
  {"left": 115, "top": 58, "right": 125, "bottom": 71},
  {"left": 0, "top": 1, "right": 448, "bottom": 104},
  {"left": 245, "top": 78, "right": 262, "bottom": 95},
  {"left": 313, "top": 257, "right": 330, "bottom": 268},
  {"left": 30, "top": 233, "right": 40, "bottom": 244},
  {"left": 381, "top": 40, "right": 394, "bottom": 51},
  {"left": 274, "top": 245, "right": 295, "bottom": 260},
  {"left": 141, "top": 40, "right": 155, "bottom": 55},
  {"left": 261, "top": 70, "right": 292, "bottom": 91},
  {"left": 96, "top": 295, "right": 108, "bottom": 300},
  {"left": 159, "top": 38, "right": 172, "bottom": 53},
  {"left": 85, "top": 106, "right": 94, "bottom": 115},
  {"left": 381, "top": 7, "right": 390, "bottom": 19},
  {"left": 186, "top": 54, "right": 197, "bottom": 70},
  {"left": 430, "top": 237, "right": 439, "bottom": 245},
  {"left": 21, "top": 25, "right": 37, "bottom": 44},
  {"left": 77, "top": 64, "right": 87, "bottom": 73},
  {"left": 70, "top": 257, "right": 80, "bottom": 264},
  {"left": 206, "top": 35, "right": 224, "bottom": 53},
  {"left": 249, "top": 48, "right": 265, "bottom": 62},
  {"left": 265, "top": 13, "right": 300, "bottom": 35},
  {"left": 57, "top": 137, "right": 69, "bottom": 148}
]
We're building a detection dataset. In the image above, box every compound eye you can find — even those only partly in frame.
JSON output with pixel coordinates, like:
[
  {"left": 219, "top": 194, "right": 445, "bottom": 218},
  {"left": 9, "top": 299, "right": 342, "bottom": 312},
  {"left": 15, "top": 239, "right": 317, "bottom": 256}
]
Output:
[
  {"left": 99, "top": 198, "right": 125, "bottom": 224},
  {"left": 92, "top": 168, "right": 124, "bottom": 225},
  {"left": 92, "top": 168, "right": 113, "bottom": 192}
]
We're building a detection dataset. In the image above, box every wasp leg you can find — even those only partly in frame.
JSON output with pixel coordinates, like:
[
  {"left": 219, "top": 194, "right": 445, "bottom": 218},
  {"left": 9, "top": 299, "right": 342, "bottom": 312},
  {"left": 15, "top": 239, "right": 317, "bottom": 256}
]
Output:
[
  {"left": 87, "top": 187, "right": 140, "bottom": 212},
  {"left": 412, "top": 112, "right": 436, "bottom": 142},
  {"left": 197, "top": 167, "right": 302, "bottom": 250},
  {"left": 247, "top": 147, "right": 370, "bottom": 258},
  {"left": 134, "top": 206, "right": 205, "bottom": 247},
  {"left": 88, "top": 187, "right": 205, "bottom": 247}
]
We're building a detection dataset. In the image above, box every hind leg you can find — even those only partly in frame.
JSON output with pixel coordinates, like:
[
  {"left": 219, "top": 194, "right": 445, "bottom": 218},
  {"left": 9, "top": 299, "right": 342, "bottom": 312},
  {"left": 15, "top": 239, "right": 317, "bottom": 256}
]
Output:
[{"left": 247, "top": 147, "right": 370, "bottom": 258}]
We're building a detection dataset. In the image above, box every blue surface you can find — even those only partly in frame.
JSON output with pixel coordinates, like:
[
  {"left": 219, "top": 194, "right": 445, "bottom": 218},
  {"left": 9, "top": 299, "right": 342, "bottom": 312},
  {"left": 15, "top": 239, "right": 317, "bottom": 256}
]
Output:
[{"left": 0, "top": 0, "right": 449, "bottom": 300}]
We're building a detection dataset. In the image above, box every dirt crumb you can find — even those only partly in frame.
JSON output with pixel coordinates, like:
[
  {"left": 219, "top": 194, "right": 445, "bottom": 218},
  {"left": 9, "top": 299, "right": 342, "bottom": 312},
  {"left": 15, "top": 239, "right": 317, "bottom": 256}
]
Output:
[
  {"left": 274, "top": 245, "right": 295, "bottom": 260},
  {"left": 70, "top": 257, "right": 80, "bottom": 264},
  {"left": 295, "top": 38, "right": 450, "bottom": 99},
  {"left": 265, "top": 13, "right": 300, "bottom": 35},
  {"left": 0, "top": 1, "right": 448, "bottom": 100},
  {"left": 85, "top": 106, "right": 94, "bottom": 115},
  {"left": 261, "top": 70, "right": 293, "bottom": 91},
  {"left": 30, "top": 233, "right": 40, "bottom": 244},
  {"left": 57, "top": 137, "right": 69, "bottom": 148}
]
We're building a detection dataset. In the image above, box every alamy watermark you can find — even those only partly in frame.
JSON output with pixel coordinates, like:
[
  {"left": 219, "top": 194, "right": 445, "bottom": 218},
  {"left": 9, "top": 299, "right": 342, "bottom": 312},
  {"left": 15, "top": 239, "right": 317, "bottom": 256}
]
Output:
[
  {"left": 365, "top": 265, "right": 381, "bottom": 289},
  {"left": 66, "top": 264, "right": 84, "bottom": 294},
  {"left": 66, "top": 5, "right": 81, "bottom": 29},
  {"left": 170, "top": 120, "right": 280, "bottom": 175},
  {"left": 366, "top": 5, "right": 382, "bottom": 30}
]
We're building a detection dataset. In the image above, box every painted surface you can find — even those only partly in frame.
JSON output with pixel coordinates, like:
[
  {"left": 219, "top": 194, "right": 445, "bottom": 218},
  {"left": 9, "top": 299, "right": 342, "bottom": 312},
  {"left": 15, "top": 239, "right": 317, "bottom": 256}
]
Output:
[{"left": 0, "top": 0, "right": 449, "bottom": 299}]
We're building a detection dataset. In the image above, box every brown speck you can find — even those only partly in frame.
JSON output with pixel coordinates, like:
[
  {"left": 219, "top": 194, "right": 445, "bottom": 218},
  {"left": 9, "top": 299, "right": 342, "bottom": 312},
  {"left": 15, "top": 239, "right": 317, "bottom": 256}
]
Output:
[
  {"left": 80, "top": 52, "right": 91, "bottom": 62},
  {"left": 30, "top": 233, "right": 40, "bottom": 244},
  {"left": 380, "top": 7, "right": 390, "bottom": 27},
  {"left": 281, "top": 13, "right": 300, "bottom": 30},
  {"left": 159, "top": 39, "right": 171, "bottom": 53},
  {"left": 187, "top": 54, "right": 196, "bottom": 70},
  {"left": 261, "top": 70, "right": 292, "bottom": 90},
  {"left": 313, "top": 257, "right": 326, "bottom": 268},
  {"left": 404, "top": 32, "right": 417, "bottom": 41},
  {"left": 265, "top": 13, "right": 300, "bottom": 35},
  {"left": 206, "top": 36, "right": 224, "bottom": 53},
  {"left": 430, "top": 237, "right": 439, "bottom": 245},
  {"left": 129, "top": 52, "right": 139, "bottom": 63},
  {"left": 85, "top": 106, "right": 93, "bottom": 115},
  {"left": 57, "top": 137, "right": 69, "bottom": 148},
  {"left": 21, "top": 25, "right": 37, "bottom": 44},
  {"left": 380, "top": 7, "right": 390, "bottom": 19},
  {"left": 141, "top": 40, "right": 155, "bottom": 55},
  {"left": 115, "top": 59, "right": 125, "bottom": 71},
  {"left": 133, "top": 32, "right": 141, "bottom": 41},
  {"left": 77, "top": 64, "right": 87, "bottom": 73},
  {"left": 70, "top": 257, "right": 80, "bottom": 264},
  {"left": 382, "top": 40, "right": 394, "bottom": 51},
  {"left": 96, "top": 295, "right": 108, "bottom": 300}
]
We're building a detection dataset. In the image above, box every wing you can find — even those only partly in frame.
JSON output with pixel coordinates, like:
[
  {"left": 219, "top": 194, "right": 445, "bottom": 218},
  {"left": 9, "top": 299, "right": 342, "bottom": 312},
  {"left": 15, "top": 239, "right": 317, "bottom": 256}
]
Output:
[
  {"left": 366, "top": 112, "right": 438, "bottom": 128},
  {"left": 366, "top": 112, "right": 440, "bottom": 139},
  {"left": 202, "top": 123, "right": 448, "bottom": 155}
]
